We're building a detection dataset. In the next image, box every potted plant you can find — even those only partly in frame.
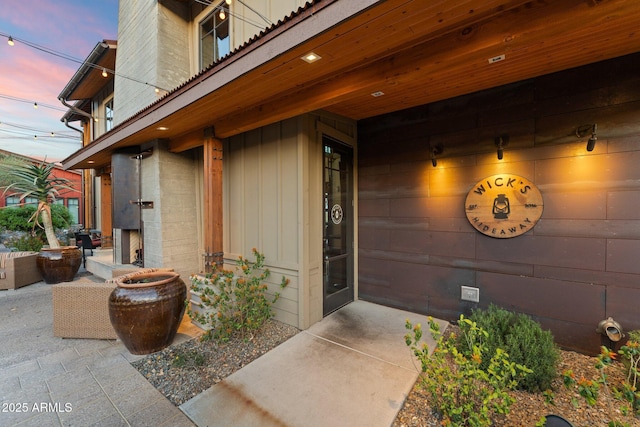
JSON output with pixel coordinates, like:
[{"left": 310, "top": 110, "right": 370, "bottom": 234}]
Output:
[
  {"left": 0, "top": 158, "right": 81, "bottom": 284},
  {"left": 109, "top": 271, "right": 187, "bottom": 355}
]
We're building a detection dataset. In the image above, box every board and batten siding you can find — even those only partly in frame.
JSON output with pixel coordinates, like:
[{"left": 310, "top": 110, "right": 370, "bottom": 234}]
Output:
[{"left": 223, "top": 113, "right": 357, "bottom": 330}]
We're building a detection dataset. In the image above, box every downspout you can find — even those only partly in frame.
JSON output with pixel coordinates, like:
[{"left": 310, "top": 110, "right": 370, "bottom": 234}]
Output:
[
  {"left": 59, "top": 97, "right": 93, "bottom": 141},
  {"left": 63, "top": 117, "right": 84, "bottom": 136}
]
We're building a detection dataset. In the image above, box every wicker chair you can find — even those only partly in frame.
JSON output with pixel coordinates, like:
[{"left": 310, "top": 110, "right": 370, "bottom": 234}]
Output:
[{"left": 52, "top": 268, "right": 174, "bottom": 339}]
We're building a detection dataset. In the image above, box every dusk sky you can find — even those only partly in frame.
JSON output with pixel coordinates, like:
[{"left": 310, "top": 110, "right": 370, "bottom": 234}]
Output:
[{"left": 0, "top": 0, "right": 118, "bottom": 161}]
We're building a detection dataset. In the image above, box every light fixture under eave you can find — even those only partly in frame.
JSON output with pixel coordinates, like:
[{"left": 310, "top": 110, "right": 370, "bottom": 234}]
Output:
[
  {"left": 7, "top": 36, "right": 14, "bottom": 46},
  {"left": 301, "top": 52, "right": 321, "bottom": 63},
  {"left": 430, "top": 143, "right": 444, "bottom": 167},
  {"left": 495, "top": 134, "right": 509, "bottom": 160},
  {"left": 575, "top": 123, "right": 598, "bottom": 151},
  {"left": 156, "top": 126, "right": 168, "bottom": 131}
]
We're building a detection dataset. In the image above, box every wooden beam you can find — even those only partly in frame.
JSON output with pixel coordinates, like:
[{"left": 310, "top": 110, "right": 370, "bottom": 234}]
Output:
[
  {"left": 203, "top": 128, "right": 223, "bottom": 271},
  {"left": 168, "top": 129, "right": 205, "bottom": 153}
]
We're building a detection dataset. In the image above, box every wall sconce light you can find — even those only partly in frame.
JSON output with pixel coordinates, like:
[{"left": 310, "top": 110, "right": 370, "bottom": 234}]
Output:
[
  {"left": 576, "top": 123, "right": 597, "bottom": 151},
  {"left": 430, "top": 143, "right": 443, "bottom": 167},
  {"left": 495, "top": 135, "right": 509, "bottom": 160}
]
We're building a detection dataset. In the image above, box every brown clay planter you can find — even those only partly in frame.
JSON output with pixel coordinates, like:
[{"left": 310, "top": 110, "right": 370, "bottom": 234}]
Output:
[
  {"left": 36, "top": 246, "right": 82, "bottom": 284},
  {"left": 109, "top": 271, "right": 186, "bottom": 355}
]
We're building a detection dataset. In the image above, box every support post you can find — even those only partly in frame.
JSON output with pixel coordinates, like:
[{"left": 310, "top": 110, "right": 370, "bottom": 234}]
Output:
[{"left": 203, "top": 127, "right": 224, "bottom": 272}]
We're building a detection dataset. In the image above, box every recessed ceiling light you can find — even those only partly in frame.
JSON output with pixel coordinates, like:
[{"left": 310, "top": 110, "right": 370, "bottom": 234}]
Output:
[
  {"left": 371, "top": 91, "right": 385, "bottom": 97},
  {"left": 156, "top": 126, "right": 169, "bottom": 131},
  {"left": 301, "top": 52, "right": 321, "bottom": 63},
  {"left": 87, "top": 160, "right": 95, "bottom": 164}
]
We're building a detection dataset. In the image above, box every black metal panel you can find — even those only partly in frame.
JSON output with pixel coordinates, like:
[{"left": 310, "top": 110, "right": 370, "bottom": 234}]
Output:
[{"left": 111, "top": 151, "right": 140, "bottom": 229}]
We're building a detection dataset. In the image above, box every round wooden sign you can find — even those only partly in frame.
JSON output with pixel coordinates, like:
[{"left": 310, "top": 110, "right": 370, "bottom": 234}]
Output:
[{"left": 465, "top": 174, "right": 543, "bottom": 238}]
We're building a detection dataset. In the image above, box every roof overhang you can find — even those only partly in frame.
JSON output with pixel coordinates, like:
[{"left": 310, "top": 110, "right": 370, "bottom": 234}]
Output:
[
  {"left": 58, "top": 39, "right": 117, "bottom": 102},
  {"left": 62, "top": 0, "right": 640, "bottom": 170}
]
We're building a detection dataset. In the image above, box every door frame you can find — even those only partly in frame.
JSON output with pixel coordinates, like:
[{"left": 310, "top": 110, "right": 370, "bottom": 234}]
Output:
[{"left": 321, "top": 132, "right": 355, "bottom": 316}]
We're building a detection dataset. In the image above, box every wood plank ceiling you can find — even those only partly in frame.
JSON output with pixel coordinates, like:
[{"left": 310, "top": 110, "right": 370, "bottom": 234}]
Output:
[{"left": 64, "top": 0, "right": 640, "bottom": 169}]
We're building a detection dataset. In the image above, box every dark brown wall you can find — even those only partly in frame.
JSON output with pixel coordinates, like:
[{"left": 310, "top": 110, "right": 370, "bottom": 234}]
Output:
[{"left": 357, "top": 53, "right": 640, "bottom": 355}]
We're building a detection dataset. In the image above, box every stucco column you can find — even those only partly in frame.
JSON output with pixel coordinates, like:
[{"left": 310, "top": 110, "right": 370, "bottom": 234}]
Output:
[{"left": 203, "top": 128, "right": 223, "bottom": 271}]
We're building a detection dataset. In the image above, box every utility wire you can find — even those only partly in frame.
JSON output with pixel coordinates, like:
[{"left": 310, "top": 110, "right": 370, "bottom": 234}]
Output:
[
  {"left": 0, "top": 121, "right": 81, "bottom": 138},
  {"left": 0, "top": 93, "right": 68, "bottom": 112},
  {"left": 0, "top": 32, "right": 169, "bottom": 92},
  {"left": 194, "top": 0, "right": 271, "bottom": 29}
]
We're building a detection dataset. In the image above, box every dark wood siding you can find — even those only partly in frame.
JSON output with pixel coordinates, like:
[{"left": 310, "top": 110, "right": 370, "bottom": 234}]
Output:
[{"left": 357, "top": 53, "right": 640, "bottom": 355}]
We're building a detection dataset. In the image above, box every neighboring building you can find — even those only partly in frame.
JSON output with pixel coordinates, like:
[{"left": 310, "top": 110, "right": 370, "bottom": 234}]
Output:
[
  {"left": 0, "top": 149, "right": 82, "bottom": 224},
  {"left": 62, "top": 0, "right": 640, "bottom": 354},
  {"left": 58, "top": 40, "right": 117, "bottom": 246}
]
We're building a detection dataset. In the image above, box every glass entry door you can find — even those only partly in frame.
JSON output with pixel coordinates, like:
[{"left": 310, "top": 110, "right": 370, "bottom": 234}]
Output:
[{"left": 323, "top": 136, "right": 354, "bottom": 315}]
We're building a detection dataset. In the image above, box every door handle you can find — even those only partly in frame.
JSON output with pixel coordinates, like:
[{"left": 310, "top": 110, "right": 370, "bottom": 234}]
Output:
[{"left": 324, "top": 255, "right": 329, "bottom": 279}]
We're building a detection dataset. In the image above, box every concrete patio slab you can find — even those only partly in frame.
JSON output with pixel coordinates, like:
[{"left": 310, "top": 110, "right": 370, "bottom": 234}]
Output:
[{"left": 181, "top": 300, "right": 446, "bottom": 427}]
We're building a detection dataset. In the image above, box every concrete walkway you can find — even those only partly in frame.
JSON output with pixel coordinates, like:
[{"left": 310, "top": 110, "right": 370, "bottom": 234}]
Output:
[
  {"left": 1, "top": 272, "right": 444, "bottom": 427},
  {"left": 181, "top": 301, "right": 445, "bottom": 427}
]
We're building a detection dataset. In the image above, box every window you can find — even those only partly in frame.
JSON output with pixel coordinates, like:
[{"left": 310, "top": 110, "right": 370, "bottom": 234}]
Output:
[
  {"left": 199, "top": 4, "right": 230, "bottom": 70},
  {"left": 67, "top": 198, "right": 80, "bottom": 224},
  {"left": 105, "top": 98, "right": 114, "bottom": 132},
  {"left": 5, "top": 196, "right": 20, "bottom": 206},
  {"left": 6, "top": 196, "right": 37, "bottom": 207}
]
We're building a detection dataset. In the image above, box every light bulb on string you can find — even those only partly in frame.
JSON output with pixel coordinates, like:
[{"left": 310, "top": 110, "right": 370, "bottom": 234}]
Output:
[
  {"left": 219, "top": 9, "right": 226, "bottom": 20},
  {"left": 33, "top": 102, "right": 38, "bottom": 109},
  {"left": 225, "top": 0, "right": 231, "bottom": 4},
  {"left": 102, "top": 68, "right": 108, "bottom": 78},
  {"left": 7, "top": 36, "right": 14, "bottom": 46}
]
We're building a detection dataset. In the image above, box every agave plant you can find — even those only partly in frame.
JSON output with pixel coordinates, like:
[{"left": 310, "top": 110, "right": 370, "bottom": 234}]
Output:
[{"left": 0, "top": 158, "right": 75, "bottom": 249}]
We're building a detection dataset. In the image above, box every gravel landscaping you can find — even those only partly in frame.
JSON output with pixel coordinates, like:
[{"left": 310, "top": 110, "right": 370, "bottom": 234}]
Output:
[
  {"left": 133, "top": 321, "right": 639, "bottom": 426},
  {"left": 131, "top": 319, "right": 299, "bottom": 406},
  {"left": 394, "top": 348, "right": 639, "bottom": 427}
]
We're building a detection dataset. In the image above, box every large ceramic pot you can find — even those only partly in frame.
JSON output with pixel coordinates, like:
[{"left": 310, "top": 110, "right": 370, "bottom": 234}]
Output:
[
  {"left": 36, "top": 246, "right": 82, "bottom": 284},
  {"left": 109, "top": 271, "right": 186, "bottom": 355}
]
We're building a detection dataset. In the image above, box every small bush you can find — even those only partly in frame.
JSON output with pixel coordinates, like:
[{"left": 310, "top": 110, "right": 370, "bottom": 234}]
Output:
[
  {"left": 0, "top": 204, "right": 73, "bottom": 232},
  {"left": 405, "top": 315, "right": 531, "bottom": 427},
  {"left": 8, "top": 234, "right": 44, "bottom": 252},
  {"left": 466, "top": 304, "right": 560, "bottom": 392},
  {"left": 171, "top": 349, "right": 206, "bottom": 368},
  {"left": 188, "top": 249, "right": 289, "bottom": 342}
]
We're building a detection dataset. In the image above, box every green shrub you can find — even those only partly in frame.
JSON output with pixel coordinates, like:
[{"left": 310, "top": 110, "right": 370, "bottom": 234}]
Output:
[
  {"left": 0, "top": 204, "right": 72, "bottom": 232},
  {"left": 405, "top": 315, "right": 531, "bottom": 426},
  {"left": 628, "top": 329, "right": 640, "bottom": 344},
  {"left": 188, "top": 249, "right": 289, "bottom": 342},
  {"left": 466, "top": 304, "right": 560, "bottom": 392},
  {"left": 171, "top": 348, "right": 206, "bottom": 368},
  {"left": 8, "top": 234, "right": 44, "bottom": 252}
]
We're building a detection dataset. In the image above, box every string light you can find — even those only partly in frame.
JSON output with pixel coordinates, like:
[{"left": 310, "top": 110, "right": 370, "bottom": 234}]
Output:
[
  {"left": 0, "top": 121, "right": 81, "bottom": 141},
  {"left": 33, "top": 102, "right": 38, "bottom": 109},
  {"left": 7, "top": 36, "right": 14, "bottom": 46},
  {"left": 102, "top": 68, "right": 108, "bottom": 78},
  {"left": 219, "top": 9, "right": 226, "bottom": 20},
  {"left": 0, "top": 93, "right": 68, "bottom": 112},
  {"left": 0, "top": 32, "right": 168, "bottom": 93},
  {"left": 193, "top": 0, "right": 271, "bottom": 28}
]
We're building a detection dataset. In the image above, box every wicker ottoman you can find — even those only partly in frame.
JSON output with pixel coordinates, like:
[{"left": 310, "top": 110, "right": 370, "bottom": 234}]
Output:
[{"left": 52, "top": 279, "right": 118, "bottom": 339}]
